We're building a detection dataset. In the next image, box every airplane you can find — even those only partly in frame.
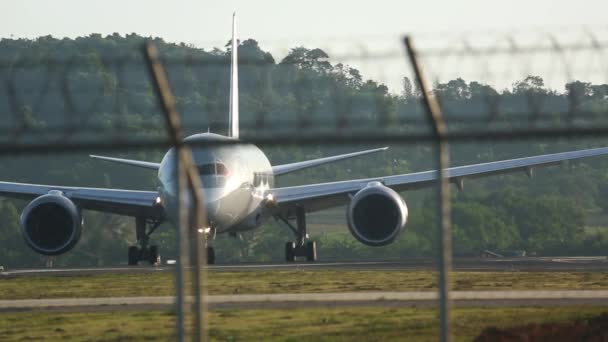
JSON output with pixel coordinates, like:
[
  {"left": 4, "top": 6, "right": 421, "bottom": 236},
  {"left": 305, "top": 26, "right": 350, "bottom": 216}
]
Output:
[{"left": 3, "top": 14, "right": 608, "bottom": 265}]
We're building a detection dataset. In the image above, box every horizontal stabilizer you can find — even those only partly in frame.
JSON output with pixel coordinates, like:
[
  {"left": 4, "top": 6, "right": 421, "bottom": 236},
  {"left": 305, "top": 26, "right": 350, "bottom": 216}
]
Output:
[
  {"left": 90, "top": 155, "right": 160, "bottom": 170},
  {"left": 272, "top": 147, "right": 388, "bottom": 176}
]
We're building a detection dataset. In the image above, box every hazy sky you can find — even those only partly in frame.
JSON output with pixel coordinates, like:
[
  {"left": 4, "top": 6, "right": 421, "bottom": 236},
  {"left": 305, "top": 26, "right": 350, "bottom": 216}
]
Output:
[
  {"left": 3, "top": 1, "right": 607, "bottom": 91},
  {"left": 4, "top": 0, "right": 607, "bottom": 44}
]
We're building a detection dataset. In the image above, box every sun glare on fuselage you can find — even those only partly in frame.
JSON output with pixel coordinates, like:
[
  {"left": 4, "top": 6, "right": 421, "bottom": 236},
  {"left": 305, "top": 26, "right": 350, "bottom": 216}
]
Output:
[{"left": 157, "top": 132, "right": 274, "bottom": 232}]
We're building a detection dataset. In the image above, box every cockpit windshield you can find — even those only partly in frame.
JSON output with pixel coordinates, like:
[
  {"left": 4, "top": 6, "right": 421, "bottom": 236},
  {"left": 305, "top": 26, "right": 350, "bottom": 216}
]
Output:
[
  {"left": 197, "top": 162, "right": 229, "bottom": 188},
  {"left": 198, "top": 163, "right": 229, "bottom": 176}
]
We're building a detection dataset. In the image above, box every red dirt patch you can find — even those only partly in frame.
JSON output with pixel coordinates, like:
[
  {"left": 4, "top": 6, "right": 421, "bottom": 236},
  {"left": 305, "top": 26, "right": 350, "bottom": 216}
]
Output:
[{"left": 475, "top": 313, "right": 608, "bottom": 342}]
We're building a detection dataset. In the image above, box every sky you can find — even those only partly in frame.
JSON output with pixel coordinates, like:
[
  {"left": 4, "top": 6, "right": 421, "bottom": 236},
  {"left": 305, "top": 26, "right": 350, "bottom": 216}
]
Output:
[
  {"left": 3, "top": 0, "right": 607, "bottom": 42},
  {"left": 3, "top": 0, "right": 608, "bottom": 91}
]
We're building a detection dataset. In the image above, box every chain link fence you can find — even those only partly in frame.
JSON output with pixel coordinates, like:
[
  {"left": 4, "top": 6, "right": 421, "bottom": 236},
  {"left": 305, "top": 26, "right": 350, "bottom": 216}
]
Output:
[{"left": 1, "top": 28, "right": 608, "bottom": 340}]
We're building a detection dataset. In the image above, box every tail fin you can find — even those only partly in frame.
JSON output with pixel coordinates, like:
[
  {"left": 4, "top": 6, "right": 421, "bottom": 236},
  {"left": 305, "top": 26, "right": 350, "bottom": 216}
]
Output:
[{"left": 228, "top": 12, "right": 239, "bottom": 139}]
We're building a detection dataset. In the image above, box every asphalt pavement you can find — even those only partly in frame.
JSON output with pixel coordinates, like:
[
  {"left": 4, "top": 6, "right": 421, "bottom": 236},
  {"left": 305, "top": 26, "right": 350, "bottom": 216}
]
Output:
[
  {"left": 1, "top": 257, "right": 607, "bottom": 312},
  {"left": 2, "top": 256, "right": 607, "bottom": 277}
]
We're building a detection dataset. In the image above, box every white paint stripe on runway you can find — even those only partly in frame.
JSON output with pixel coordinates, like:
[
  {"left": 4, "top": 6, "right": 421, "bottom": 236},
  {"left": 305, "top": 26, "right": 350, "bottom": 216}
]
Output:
[
  {"left": 2, "top": 290, "right": 608, "bottom": 309},
  {"left": 211, "top": 261, "right": 396, "bottom": 269},
  {"left": 0, "top": 261, "right": 404, "bottom": 275},
  {"left": 2, "top": 256, "right": 606, "bottom": 276},
  {"left": 0, "top": 267, "right": 167, "bottom": 275}
]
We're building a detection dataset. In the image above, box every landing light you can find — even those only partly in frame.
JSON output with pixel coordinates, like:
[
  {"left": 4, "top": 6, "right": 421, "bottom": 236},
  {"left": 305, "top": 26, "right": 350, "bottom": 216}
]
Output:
[
  {"left": 265, "top": 193, "right": 274, "bottom": 202},
  {"left": 198, "top": 227, "right": 211, "bottom": 234},
  {"left": 154, "top": 197, "right": 162, "bottom": 205}
]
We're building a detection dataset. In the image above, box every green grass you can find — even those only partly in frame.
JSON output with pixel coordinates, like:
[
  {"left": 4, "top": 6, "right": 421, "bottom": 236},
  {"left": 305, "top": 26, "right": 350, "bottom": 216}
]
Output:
[
  {"left": 1, "top": 270, "right": 608, "bottom": 299},
  {"left": 0, "top": 306, "right": 605, "bottom": 341}
]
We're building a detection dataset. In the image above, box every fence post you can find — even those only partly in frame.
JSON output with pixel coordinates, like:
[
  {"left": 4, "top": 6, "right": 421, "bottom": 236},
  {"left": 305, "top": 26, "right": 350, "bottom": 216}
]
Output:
[
  {"left": 404, "top": 36, "right": 453, "bottom": 342},
  {"left": 143, "top": 42, "right": 208, "bottom": 342}
]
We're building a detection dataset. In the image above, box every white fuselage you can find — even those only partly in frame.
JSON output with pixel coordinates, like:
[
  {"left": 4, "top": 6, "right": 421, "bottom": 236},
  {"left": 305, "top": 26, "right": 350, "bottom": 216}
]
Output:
[{"left": 157, "top": 133, "right": 274, "bottom": 233}]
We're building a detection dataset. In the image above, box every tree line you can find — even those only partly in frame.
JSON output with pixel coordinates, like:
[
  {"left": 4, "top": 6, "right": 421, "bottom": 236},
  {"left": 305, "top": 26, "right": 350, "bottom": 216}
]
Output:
[{"left": 0, "top": 34, "right": 607, "bottom": 267}]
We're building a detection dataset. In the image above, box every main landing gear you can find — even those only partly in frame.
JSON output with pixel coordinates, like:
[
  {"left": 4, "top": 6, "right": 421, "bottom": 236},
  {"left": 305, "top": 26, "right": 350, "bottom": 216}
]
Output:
[
  {"left": 278, "top": 206, "right": 317, "bottom": 262},
  {"left": 128, "top": 217, "right": 162, "bottom": 265}
]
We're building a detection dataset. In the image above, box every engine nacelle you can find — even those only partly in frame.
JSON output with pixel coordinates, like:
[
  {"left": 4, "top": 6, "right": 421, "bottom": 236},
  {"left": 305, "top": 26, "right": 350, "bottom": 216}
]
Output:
[
  {"left": 20, "top": 192, "right": 82, "bottom": 256},
  {"left": 347, "top": 182, "right": 408, "bottom": 246}
]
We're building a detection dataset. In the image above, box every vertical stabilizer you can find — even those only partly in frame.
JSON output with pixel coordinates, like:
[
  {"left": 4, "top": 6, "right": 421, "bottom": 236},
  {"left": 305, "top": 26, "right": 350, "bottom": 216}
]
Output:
[{"left": 228, "top": 12, "right": 239, "bottom": 139}]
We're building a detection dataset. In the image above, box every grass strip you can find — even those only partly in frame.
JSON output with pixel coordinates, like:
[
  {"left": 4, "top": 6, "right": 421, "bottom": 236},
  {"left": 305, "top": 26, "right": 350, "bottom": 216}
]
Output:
[
  {"left": 0, "top": 306, "right": 606, "bottom": 341},
  {"left": 1, "top": 270, "right": 608, "bottom": 300}
]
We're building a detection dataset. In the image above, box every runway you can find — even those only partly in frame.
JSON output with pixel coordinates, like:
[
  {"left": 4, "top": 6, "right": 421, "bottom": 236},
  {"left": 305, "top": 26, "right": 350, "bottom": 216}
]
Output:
[
  {"left": 2, "top": 256, "right": 607, "bottom": 277},
  {"left": 1, "top": 257, "right": 607, "bottom": 313},
  {"left": 2, "top": 290, "right": 608, "bottom": 313}
]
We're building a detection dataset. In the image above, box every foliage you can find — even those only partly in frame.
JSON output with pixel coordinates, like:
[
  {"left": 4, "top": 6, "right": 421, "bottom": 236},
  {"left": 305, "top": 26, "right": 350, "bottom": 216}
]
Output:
[{"left": 0, "top": 34, "right": 608, "bottom": 266}]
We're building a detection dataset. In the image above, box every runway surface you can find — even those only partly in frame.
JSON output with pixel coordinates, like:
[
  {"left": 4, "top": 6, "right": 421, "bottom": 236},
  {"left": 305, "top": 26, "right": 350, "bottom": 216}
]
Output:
[
  {"left": 2, "top": 256, "right": 607, "bottom": 277},
  {"left": 2, "top": 290, "right": 608, "bottom": 312},
  {"left": 1, "top": 257, "right": 607, "bottom": 313}
]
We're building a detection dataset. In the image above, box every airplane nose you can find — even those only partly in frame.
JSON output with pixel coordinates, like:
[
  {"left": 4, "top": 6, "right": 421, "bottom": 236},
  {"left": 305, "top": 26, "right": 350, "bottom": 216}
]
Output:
[
  {"left": 205, "top": 199, "right": 221, "bottom": 219},
  {"left": 200, "top": 188, "right": 222, "bottom": 217}
]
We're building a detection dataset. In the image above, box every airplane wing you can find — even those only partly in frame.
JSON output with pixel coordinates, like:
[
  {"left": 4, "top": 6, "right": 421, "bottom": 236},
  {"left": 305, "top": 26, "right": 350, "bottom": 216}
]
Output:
[
  {"left": 268, "top": 146, "right": 608, "bottom": 214},
  {"left": 89, "top": 155, "right": 161, "bottom": 170},
  {"left": 272, "top": 147, "right": 388, "bottom": 176},
  {"left": 0, "top": 181, "right": 162, "bottom": 219}
]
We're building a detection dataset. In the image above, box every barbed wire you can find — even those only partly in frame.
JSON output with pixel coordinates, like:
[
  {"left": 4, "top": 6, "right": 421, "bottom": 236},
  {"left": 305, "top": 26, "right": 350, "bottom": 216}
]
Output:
[{"left": 0, "top": 29, "right": 607, "bottom": 152}]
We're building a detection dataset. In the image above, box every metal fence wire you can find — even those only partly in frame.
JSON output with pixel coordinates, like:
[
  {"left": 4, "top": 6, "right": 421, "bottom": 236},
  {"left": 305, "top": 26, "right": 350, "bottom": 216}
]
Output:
[{"left": 1, "top": 28, "right": 607, "bottom": 341}]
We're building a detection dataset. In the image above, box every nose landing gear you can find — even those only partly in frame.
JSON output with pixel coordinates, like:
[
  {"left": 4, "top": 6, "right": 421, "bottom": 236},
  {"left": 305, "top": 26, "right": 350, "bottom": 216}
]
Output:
[
  {"left": 206, "top": 246, "right": 216, "bottom": 265},
  {"left": 201, "top": 227, "right": 216, "bottom": 265}
]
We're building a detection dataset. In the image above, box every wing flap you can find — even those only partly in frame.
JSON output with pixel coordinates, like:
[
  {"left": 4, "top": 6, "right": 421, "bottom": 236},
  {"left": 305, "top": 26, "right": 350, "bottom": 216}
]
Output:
[{"left": 269, "top": 146, "right": 608, "bottom": 214}]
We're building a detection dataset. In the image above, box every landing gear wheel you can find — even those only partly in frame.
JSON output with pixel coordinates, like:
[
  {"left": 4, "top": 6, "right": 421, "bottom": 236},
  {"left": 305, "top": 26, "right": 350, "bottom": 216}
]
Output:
[
  {"left": 207, "top": 247, "right": 216, "bottom": 265},
  {"left": 128, "top": 217, "right": 163, "bottom": 266},
  {"left": 128, "top": 246, "right": 139, "bottom": 265},
  {"left": 285, "top": 242, "right": 296, "bottom": 262},
  {"left": 305, "top": 241, "right": 317, "bottom": 262},
  {"left": 148, "top": 245, "right": 160, "bottom": 265},
  {"left": 280, "top": 207, "right": 319, "bottom": 262}
]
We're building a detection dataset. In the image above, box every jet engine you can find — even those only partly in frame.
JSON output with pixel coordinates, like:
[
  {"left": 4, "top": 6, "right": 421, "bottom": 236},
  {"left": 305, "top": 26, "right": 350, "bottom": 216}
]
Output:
[
  {"left": 20, "top": 192, "right": 82, "bottom": 255},
  {"left": 346, "top": 182, "right": 408, "bottom": 246}
]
